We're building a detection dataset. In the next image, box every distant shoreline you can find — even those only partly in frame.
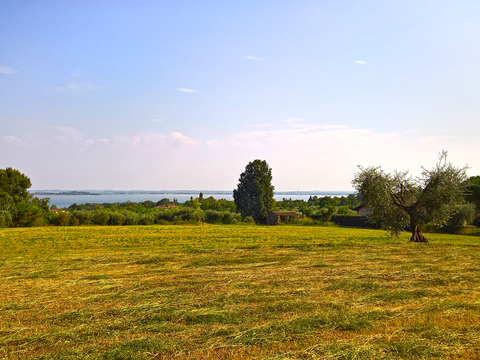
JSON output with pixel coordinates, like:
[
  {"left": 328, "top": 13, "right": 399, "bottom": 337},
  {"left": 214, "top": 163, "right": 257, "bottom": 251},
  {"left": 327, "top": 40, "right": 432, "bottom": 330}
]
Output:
[{"left": 31, "top": 190, "right": 353, "bottom": 196}]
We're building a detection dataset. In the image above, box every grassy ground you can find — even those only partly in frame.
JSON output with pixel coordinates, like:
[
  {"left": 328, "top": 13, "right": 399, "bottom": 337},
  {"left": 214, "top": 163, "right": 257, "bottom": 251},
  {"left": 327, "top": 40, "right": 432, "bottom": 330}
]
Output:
[{"left": 1, "top": 224, "right": 479, "bottom": 359}]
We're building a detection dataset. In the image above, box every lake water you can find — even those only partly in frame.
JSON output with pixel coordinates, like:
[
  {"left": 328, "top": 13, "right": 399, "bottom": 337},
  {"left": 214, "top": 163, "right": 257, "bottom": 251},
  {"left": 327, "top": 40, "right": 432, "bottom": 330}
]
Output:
[{"left": 36, "top": 192, "right": 352, "bottom": 208}]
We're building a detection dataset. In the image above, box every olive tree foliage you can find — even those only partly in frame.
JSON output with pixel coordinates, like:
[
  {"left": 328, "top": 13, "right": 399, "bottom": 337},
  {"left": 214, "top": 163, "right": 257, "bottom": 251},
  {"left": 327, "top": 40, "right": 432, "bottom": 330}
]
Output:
[
  {"left": 233, "top": 159, "right": 275, "bottom": 224},
  {"left": 352, "top": 151, "right": 469, "bottom": 242}
]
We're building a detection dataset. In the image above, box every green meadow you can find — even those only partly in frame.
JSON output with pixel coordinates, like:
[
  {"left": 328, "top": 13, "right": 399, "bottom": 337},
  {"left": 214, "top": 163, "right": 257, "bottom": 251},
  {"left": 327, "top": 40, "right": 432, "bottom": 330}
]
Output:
[{"left": 1, "top": 225, "right": 479, "bottom": 359}]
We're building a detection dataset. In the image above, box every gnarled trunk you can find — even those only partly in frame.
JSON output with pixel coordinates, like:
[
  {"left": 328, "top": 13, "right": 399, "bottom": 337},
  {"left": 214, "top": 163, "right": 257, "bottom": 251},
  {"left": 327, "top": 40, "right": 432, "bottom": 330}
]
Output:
[{"left": 410, "top": 224, "right": 429, "bottom": 242}]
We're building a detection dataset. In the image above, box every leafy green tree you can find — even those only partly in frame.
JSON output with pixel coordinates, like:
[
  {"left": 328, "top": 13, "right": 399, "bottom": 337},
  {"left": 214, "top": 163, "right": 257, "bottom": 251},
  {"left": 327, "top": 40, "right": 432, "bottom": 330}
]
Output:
[
  {"left": 0, "top": 168, "right": 49, "bottom": 227},
  {"left": 447, "top": 203, "right": 476, "bottom": 226},
  {"left": 352, "top": 151, "right": 469, "bottom": 242},
  {"left": 233, "top": 159, "right": 275, "bottom": 224},
  {"left": 465, "top": 176, "right": 480, "bottom": 210}
]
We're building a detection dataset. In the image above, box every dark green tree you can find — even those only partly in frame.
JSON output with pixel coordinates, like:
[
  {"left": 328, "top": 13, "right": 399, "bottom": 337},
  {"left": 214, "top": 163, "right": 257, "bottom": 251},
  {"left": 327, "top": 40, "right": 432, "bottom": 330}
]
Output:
[
  {"left": 465, "top": 176, "right": 480, "bottom": 210},
  {"left": 0, "top": 168, "right": 49, "bottom": 227},
  {"left": 352, "top": 151, "right": 469, "bottom": 242},
  {"left": 233, "top": 159, "right": 275, "bottom": 224},
  {"left": 0, "top": 167, "right": 32, "bottom": 212}
]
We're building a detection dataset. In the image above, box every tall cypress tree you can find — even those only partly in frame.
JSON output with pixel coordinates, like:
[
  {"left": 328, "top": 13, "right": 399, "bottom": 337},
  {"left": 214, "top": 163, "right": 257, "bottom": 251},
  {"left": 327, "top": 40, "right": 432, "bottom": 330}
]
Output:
[{"left": 233, "top": 160, "right": 275, "bottom": 224}]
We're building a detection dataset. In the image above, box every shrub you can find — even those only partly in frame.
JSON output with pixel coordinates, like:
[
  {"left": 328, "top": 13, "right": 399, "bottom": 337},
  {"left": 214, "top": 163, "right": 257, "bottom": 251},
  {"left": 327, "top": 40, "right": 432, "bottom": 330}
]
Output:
[
  {"left": 205, "top": 210, "right": 241, "bottom": 224},
  {"left": 71, "top": 210, "right": 92, "bottom": 225},
  {"left": 156, "top": 208, "right": 205, "bottom": 224},
  {"left": 12, "top": 203, "right": 47, "bottom": 227},
  {"left": 108, "top": 212, "right": 126, "bottom": 226},
  {"left": 139, "top": 213, "right": 155, "bottom": 225},
  {"left": 0, "top": 211, "right": 12, "bottom": 228},
  {"left": 123, "top": 211, "right": 139, "bottom": 225},
  {"left": 49, "top": 211, "right": 70, "bottom": 226},
  {"left": 222, "top": 211, "right": 240, "bottom": 224},
  {"left": 447, "top": 203, "right": 476, "bottom": 226},
  {"left": 330, "top": 214, "right": 379, "bottom": 229},
  {"left": 243, "top": 216, "right": 255, "bottom": 224},
  {"left": 92, "top": 210, "right": 110, "bottom": 226}
]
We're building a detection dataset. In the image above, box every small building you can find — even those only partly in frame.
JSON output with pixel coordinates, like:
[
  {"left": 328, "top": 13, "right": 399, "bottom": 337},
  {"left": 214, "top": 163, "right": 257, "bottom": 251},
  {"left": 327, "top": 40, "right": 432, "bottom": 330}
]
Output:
[
  {"left": 155, "top": 204, "right": 178, "bottom": 209},
  {"left": 353, "top": 205, "right": 369, "bottom": 216},
  {"left": 268, "top": 211, "right": 300, "bottom": 225}
]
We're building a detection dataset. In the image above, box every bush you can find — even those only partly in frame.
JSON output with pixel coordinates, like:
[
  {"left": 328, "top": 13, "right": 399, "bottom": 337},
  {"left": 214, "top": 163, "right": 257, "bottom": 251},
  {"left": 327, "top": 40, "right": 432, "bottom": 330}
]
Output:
[
  {"left": 139, "top": 213, "right": 156, "bottom": 225},
  {"left": 222, "top": 211, "right": 240, "bottom": 224},
  {"left": 71, "top": 210, "right": 92, "bottom": 225},
  {"left": 108, "top": 212, "right": 126, "bottom": 226},
  {"left": 92, "top": 210, "right": 110, "bottom": 226},
  {"left": 123, "top": 211, "right": 139, "bottom": 225},
  {"left": 205, "top": 210, "right": 223, "bottom": 224},
  {"left": 447, "top": 203, "right": 476, "bottom": 226},
  {"left": 424, "top": 224, "right": 478, "bottom": 235},
  {"left": 0, "top": 211, "right": 12, "bottom": 228},
  {"left": 337, "top": 205, "right": 356, "bottom": 215},
  {"left": 12, "top": 203, "right": 47, "bottom": 227},
  {"left": 205, "top": 210, "right": 241, "bottom": 224},
  {"left": 311, "top": 207, "right": 336, "bottom": 222},
  {"left": 330, "top": 214, "right": 379, "bottom": 229},
  {"left": 49, "top": 211, "right": 70, "bottom": 226},
  {"left": 243, "top": 216, "right": 255, "bottom": 224},
  {"left": 156, "top": 208, "right": 205, "bottom": 224}
]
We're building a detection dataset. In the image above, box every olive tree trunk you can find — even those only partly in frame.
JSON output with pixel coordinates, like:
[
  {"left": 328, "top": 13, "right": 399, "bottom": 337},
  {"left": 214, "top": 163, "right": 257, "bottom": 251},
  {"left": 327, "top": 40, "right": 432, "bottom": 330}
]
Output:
[{"left": 410, "top": 221, "right": 429, "bottom": 243}]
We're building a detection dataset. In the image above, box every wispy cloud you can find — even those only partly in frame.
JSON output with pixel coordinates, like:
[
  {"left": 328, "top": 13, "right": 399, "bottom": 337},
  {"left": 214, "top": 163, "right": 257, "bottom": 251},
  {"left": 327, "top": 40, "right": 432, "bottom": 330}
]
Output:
[
  {"left": 243, "top": 55, "right": 257, "bottom": 60},
  {"left": 170, "top": 132, "right": 198, "bottom": 145},
  {"left": 152, "top": 115, "right": 163, "bottom": 122},
  {"left": 52, "top": 126, "right": 86, "bottom": 142},
  {"left": 0, "top": 65, "right": 17, "bottom": 74},
  {"left": 354, "top": 60, "right": 366, "bottom": 65},
  {"left": 284, "top": 117, "right": 303, "bottom": 123},
  {"left": 58, "top": 72, "right": 103, "bottom": 94},
  {"left": 59, "top": 81, "right": 103, "bottom": 94},
  {"left": 178, "top": 88, "right": 199, "bottom": 93}
]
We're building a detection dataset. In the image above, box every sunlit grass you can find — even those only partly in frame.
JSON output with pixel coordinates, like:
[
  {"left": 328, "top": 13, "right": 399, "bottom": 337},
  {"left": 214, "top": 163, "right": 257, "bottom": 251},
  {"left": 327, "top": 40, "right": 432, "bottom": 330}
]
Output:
[{"left": 1, "top": 224, "right": 479, "bottom": 359}]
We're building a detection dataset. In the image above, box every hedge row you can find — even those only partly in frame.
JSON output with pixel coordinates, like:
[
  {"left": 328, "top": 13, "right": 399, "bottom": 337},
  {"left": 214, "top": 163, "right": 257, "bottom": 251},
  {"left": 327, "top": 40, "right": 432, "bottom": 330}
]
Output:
[
  {"left": 47, "top": 208, "right": 242, "bottom": 226},
  {"left": 330, "top": 214, "right": 380, "bottom": 229}
]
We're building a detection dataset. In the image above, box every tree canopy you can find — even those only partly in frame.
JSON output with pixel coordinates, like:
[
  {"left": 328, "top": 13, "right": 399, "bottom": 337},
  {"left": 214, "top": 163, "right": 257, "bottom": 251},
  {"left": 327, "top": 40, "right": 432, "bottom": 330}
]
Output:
[
  {"left": 0, "top": 167, "right": 32, "bottom": 212},
  {"left": 465, "top": 176, "right": 480, "bottom": 210},
  {"left": 352, "top": 151, "right": 469, "bottom": 242},
  {"left": 0, "top": 167, "right": 50, "bottom": 227},
  {"left": 233, "top": 159, "right": 275, "bottom": 224}
]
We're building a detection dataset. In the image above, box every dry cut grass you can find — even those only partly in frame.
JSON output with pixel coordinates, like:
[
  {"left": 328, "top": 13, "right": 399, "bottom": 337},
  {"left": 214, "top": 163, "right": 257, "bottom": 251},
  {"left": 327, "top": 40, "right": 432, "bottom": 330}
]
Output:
[{"left": 1, "top": 224, "right": 479, "bottom": 359}]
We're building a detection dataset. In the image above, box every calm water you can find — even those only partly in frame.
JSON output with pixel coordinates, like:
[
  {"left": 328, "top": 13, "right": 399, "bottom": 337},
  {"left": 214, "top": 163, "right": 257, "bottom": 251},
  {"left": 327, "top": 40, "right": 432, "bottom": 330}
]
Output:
[{"left": 36, "top": 192, "right": 351, "bottom": 208}]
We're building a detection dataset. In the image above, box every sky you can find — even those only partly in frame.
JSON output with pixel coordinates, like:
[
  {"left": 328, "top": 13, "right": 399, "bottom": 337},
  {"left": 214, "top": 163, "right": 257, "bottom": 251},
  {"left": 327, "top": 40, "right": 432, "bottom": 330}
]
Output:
[{"left": 1, "top": 1, "right": 479, "bottom": 191}]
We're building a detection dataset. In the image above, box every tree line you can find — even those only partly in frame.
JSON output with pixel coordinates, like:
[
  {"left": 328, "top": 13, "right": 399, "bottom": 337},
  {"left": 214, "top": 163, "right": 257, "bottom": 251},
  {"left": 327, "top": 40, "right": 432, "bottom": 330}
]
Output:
[{"left": 1, "top": 153, "right": 479, "bottom": 240}]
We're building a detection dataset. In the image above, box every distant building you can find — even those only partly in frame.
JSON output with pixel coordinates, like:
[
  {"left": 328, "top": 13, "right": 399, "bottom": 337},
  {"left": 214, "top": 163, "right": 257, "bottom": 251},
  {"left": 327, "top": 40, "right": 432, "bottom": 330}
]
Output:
[
  {"left": 268, "top": 211, "right": 300, "bottom": 225},
  {"left": 155, "top": 204, "right": 178, "bottom": 209},
  {"left": 353, "top": 205, "right": 369, "bottom": 216}
]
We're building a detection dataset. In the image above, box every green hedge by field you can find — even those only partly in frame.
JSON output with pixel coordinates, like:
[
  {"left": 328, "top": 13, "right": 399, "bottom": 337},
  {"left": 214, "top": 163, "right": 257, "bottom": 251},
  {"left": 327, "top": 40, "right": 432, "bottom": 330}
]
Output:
[{"left": 330, "top": 214, "right": 380, "bottom": 229}]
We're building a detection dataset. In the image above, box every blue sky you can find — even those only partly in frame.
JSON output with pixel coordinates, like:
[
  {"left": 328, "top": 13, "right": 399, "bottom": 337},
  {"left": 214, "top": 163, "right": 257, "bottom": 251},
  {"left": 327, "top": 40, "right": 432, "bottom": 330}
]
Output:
[{"left": 1, "top": 1, "right": 479, "bottom": 190}]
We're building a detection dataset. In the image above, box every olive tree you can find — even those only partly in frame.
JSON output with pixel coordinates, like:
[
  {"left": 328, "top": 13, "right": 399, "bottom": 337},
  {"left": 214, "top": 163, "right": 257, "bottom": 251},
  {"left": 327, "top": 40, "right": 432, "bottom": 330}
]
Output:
[
  {"left": 233, "top": 159, "right": 275, "bottom": 224},
  {"left": 352, "top": 151, "right": 469, "bottom": 242}
]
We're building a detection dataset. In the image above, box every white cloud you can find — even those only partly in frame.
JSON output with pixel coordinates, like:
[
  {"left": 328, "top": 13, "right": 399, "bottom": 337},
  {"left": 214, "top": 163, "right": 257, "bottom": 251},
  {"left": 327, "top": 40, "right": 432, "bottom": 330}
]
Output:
[
  {"left": 3, "top": 121, "right": 478, "bottom": 191},
  {"left": 0, "top": 65, "right": 17, "bottom": 74},
  {"left": 57, "top": 72, "right": 103, "bottom": 94},
  {"left": 2, "top": 135, "right": 24, "bottom": 145},
  {"left": 170, "top": 132, "right": 198, "bottom": 145},
  {"left": 58, "top": 81, "right": 103, "bottom": 94},
  {"left": 284, "top": 117, "right": 303, "bottom": 123},
  {"left": 354, "top": 60, "right": 366, "bottom": 65},
  {"left": 243, "top": 55, "right": 257, "bottom": 60},
  {"left": 320, "top": 125, "right": 349, "bottom": 130},
  {"left": 177, "top": 88, "right": 199, "bottom": 93},
  {"left": 152, "top": 115, "right": 163, "bottom": 122}
]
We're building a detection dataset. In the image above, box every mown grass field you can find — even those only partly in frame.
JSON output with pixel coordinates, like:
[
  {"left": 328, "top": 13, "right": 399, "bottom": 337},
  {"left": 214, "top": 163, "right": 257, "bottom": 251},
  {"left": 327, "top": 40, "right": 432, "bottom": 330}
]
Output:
[{"left": 1, "top": 224, "right": 479, "bottom": 359}]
